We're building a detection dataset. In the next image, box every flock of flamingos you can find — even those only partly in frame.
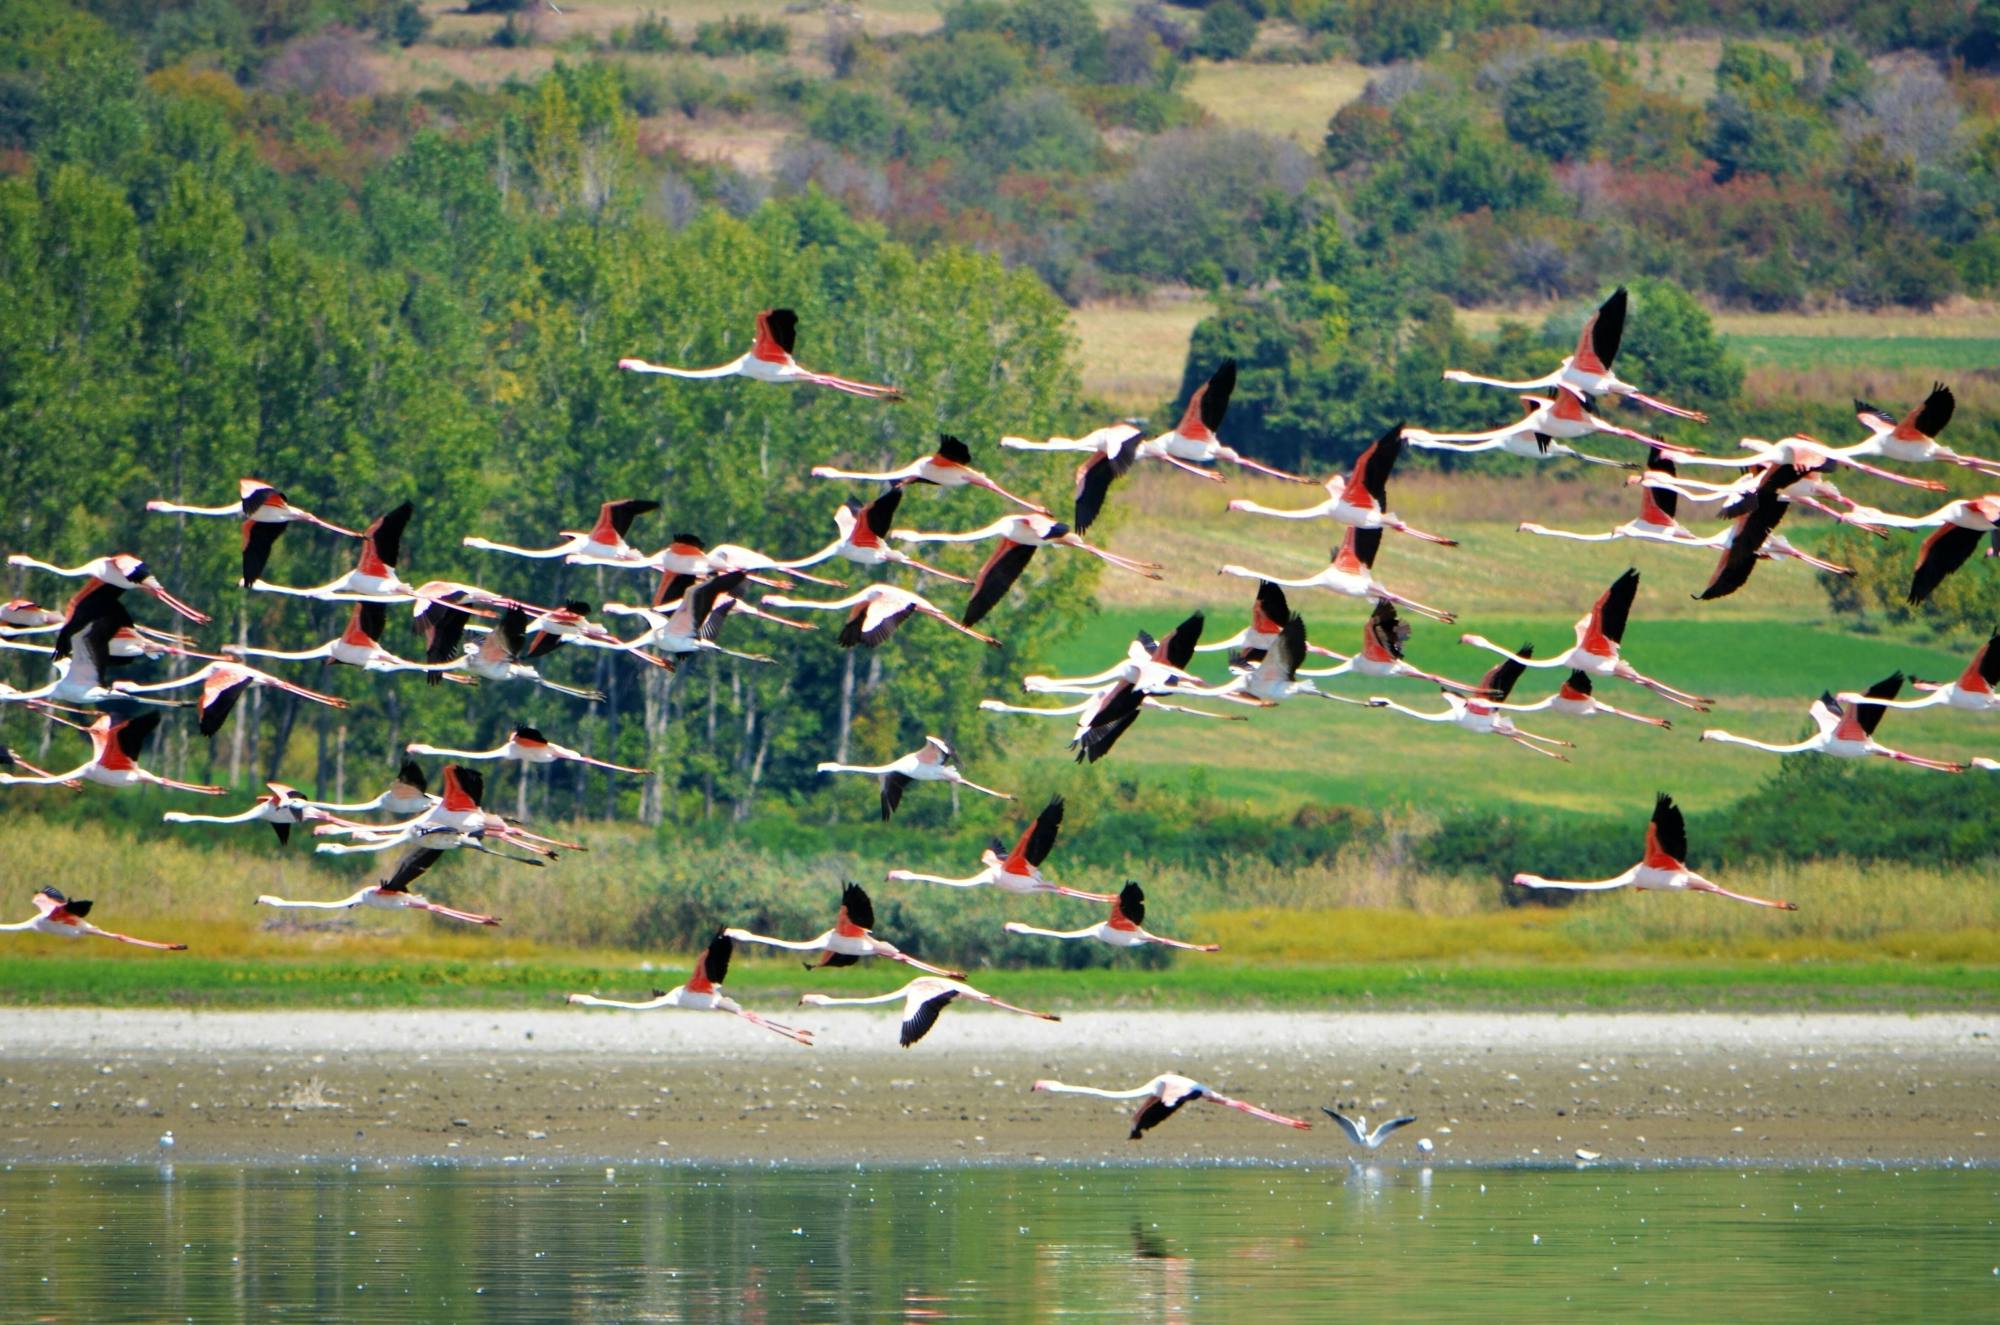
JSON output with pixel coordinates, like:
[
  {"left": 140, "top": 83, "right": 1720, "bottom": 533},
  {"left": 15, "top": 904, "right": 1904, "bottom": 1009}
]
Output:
[{"left": 2, "top": 289, "right": 1997, "bottom": 1142}]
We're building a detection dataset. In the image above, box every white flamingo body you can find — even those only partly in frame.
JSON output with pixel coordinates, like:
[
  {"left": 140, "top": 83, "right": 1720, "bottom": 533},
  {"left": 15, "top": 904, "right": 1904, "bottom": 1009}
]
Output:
[
  {"left": 1219, "top": 528, "right": 1455, "bottom": 623},
  {"left": 1, "top": 889, "right": 186, "bottom": 950},
  {"left": 463, "top": 498, "right": 661, "bottom": 568},
  {"left": 6, "top": 552, "right": 209, "bottom": 624},
  {"left": 1031, "top": 1074, "right": 1310, "bottom": 1139},
  {"left": 1004, "top": 883, "right": 1217, "bottom": 952},
  {"left": 811, "top": 436, "right": 1048, "bottom": 513},
  {"left": 618, "top": 309, "right": 900, "bottom": 400},
  {"left": 0, "top": 711, "right": 224, "bottom": 795},
  {"left": 891, "top": 513, "right": 1161, "bottom": 578},
  {"left": 1701, "top": 679, "right": 1965, "bottom": 772},
  {"left": 887, "top": 795, "right": 1113, "bottom": 901},
  {"left": 1513, "top": 793, "right": 1796, "bottom": 909},
  {"left": 762, "top": 585, "right": 998, "bottom": 648},
  {"left": 1406, "top": 387, "right": 1681, "bottom": 463},
  {"left": 567, "top": 932, "right": 814, "bottom": 1043},
  {"left": 799, "top": 976, "right": 1058, "bottom": 1047},
  {"left": 407, "top": 727, "right": 649, "bottom": 774},
  {"left": 1440, "top": 289, "right": 1708, "bottom": 421},
  {"left": 816, "top": 736, "right": 1011, "bottom": 819}
]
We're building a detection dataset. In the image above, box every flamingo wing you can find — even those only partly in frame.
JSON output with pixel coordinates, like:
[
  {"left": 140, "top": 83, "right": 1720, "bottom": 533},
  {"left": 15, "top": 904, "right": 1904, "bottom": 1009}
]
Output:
[
  {"left": 241, "top": 520, "right": 286, "bottom": 587},
  {"left": 1019, "top": 795, "right": 1064, "bottom": 867},
  {"left": 1645, "top": 792, "right": 1688, "bottom": 868},
  {"left": 963, "top": 540, "right": 1036, "bottom": 627},
  {"left": 1584, "top": 286, "right": 1626, "bottom": 371},
  {"left": 1347, "top": 425, "right": 1403, "bottom": 509},
  {"left": 1908, "top": 522, "right": 1983, "bottom": 605},
  {"left": 901, "top": 987, "right": 957, "bottom": 1047},
  {"left": 379, "top": 846, "right": 445, "bottom": 893},
  {"left": 1478, "top": 644, "right": 1533, "bottom": 703},
  {"left": 1156, "top": 611, "right": 1206, "bottom": 670},
  {"left": 1854, "top": 672, "right": 1904, "bottom": 737},
  {"left": 1593, "top": 568, "right": 1639, "bottom": 644},
  {"left": 880, "top": 771, "right": 913, "bottom": 820}
]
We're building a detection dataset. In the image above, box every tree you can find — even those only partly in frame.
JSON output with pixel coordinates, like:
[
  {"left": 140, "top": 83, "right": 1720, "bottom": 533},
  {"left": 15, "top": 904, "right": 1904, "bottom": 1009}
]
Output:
[
  {"left": 1191, "top": 1, "right": 1256, "bottom": 61},
  {"left": 1501, "top": 55, "right": 1602, "bottom": 162}
]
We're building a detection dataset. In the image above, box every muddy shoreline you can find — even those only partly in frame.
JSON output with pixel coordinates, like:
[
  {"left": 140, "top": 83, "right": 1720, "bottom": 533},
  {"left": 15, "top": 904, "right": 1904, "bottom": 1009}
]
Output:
[{"left": 3, "top": 1011, "right": 1994, "bottom": 1166}]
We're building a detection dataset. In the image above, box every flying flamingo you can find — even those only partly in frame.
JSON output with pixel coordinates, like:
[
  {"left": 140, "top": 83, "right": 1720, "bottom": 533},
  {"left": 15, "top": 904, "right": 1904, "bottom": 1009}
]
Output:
[
  {"left": 598, "top": 571, "right": 779, "bottom": 668},
  {"left": 1030, "top": 1075, "right": 1310, "bottom": 1140},
  {"left": 783, "top": 489, "right": 974, "bottom": 584},
  {"left": 1634, "top": 460, "right": 1888, "bottom": 535},
  {"left": 1047, "top": 619, "right": 1240, "bottom": 760},
  {"left": 162, "top": 782, "right": 331, "bottom": 844},
  {"left": 726, "top": 882, "right": 962, "bottom": 977},
  {"left": 1322, "top": 1108, "right": 1419, "bottom": 1150},
  {"left": 1001, "top": 421, "right": 1141, "bottom": 457},
  {"left": 1521, "top": 448, "right": 1704, "bottom": 546},
  {"left": 1406, "top": 386, "right": 1690, "bottom": 464},
  {"left": 1193, "top": 615, "right": 1368, "bottom": 710},
  {"left": 891, "top": 514, "right": 1160, "bottom": 627},
  {"left": 566, "top": 931, "right": 815, "bottom": 1044},
  {"left": 1491, "top": 668, "right": 1671, "bottom": 729},
  {"left": 810, "top": 435, "right": 1048, "bottom": 513},
  {"left": 1836, "top": 632, "right": 2000, "bottom": 714},
  {"left": 147, "top": 478, "right": 362, "bottom": 585},
  {"left": 115, "top": 660, "right": 347, "bottom": 737},
  {"left": 1850, "top": 384, "right": 2000, "bottom": 476},
  {"left": 251, "top": 502, "right": 444, "bottom": 603},
  {"left": 1700, "top": 674, "right": 1966, "bottom": 772},
  {"left": 462, "top": 499, "right": 661, "bottom": 567},
  {"left": 5, "top": 552, "right": 209, "bottom": 624},
  {"left": 760, "top": 584, "right": 999, "bottom": 648},
  {"left": 886, "top": 795, "right": 1114, "bottom": 900},
  {"left": 1292, "top": 600, "right": 1491, "bottom": 694},
  {"left": 0, "top": 744, "right": 79, "bottom": 788},
  {"left": 816, "top": 735, "right": 1012, "bottom": 819},
  {"left": 312, "top": 760, "right": 438, "bottom": 818},
  {"left": 1367, "top": 647, "right": 1575, "bottom": 759},
  {"left": 1440, "top": 287, "right": 1709, "bottom": 420},
  {"left": 1692, "top": 467, "right": 1853, "bottom": 602},
  {"left": 0, "top": 599, "right": 64, "bottom": 633},
  {"left": 257, "top": 840, "right": 505, "bottom": 926},
  {"left": 638, "top": 533, "right": 845, "bottom": 590},
  {"left": 1679, "top": 434, "right": 1947, "bottom": 492},
  {"left": 618, "top": 308, "right": 902, "bottom": 400},
  {"left": 228, "top": 601, "right": 462, "bottom": 675},
  {"left": 1004, "top": 881, "right": 1219, "bottom": 952},
  {"left": 0, "top": 609, "right": 191, "bottom": 709},
  {"left": 1513, "top": 793, "right": 1798, "bottom": 909},
  {"left": 1219, "top": 527, "right": 1456, "bottom": 623},
  {"left": 1, "top": 888, "right": 186, "bottom": 950},
  {"left": 1069, "top": 428, "right": 1142, "bottom": 535},
  {"left": 1139, "top": 360, "right": 1311, "bottom": 482},
  {"left": 458, "top": 606, "right": 606, "bottom": 699},
  {"left": 407, "top": 726, "right": 649, "bottom": 774},
  {"left": 1459, "top": 568, "right": 1712, "bottom": 711},
  {"left": 311, "top": 765, "right": 577, "bottom": 859},
  {"left": 1225, "top": 425, "right": 1456, "bottom": 544},
  {"left": 1904, "top": 495, "right": 2000, "bottom": 605},
  {"left": 1194, "top": 581, "right": 1343, "bottom": 663},
  {"left": 799, "top": 975, "right": 1058, "bottom": 1047},
  {"left": 1020, "top": 613, "right": 1206, "bottom": 696},
  {"left": 0, "top": 708, "right": 224, "bottom": 794},
  {"left": 980, "top": 691, "right": 1245, "bottom": 727}
]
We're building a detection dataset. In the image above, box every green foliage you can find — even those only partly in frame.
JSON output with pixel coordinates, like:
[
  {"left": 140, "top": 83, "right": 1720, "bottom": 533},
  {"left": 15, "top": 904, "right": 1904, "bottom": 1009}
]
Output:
[
  {"left": 895, "top": 31, "right": 1028, "bottom": 119},
  {"left": 690, "top": 15, "right": 789, "bottom": 58},
  {"left": 1501, "top": 55, "right": 1602, "bottom": 162},
  {"left": 1345, "top": 0, "right": 1451, "bottom": 64},
  {"left": 1191, "top": 1, "right": 1258, "bottom": 61}
]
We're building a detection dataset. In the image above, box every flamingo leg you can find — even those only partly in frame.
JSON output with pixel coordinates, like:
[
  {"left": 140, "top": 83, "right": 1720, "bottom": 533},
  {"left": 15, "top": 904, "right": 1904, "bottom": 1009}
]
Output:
[
  {"left": 1503, "top": 731, "right": 1571, "bottom": 760},
  {"left": 1613, "top": 662, "right": 1711, "bottom": 711},
  {"left": 1377, "top": 589, "right": 1455, "bottom": 624},
  {"left": 411, "top": 898, "right": 501, "bottom": 925},
  {"left": 1687, "top": 874, "right": 1797, "bottom": 910},
  {"left": 1617, "top": 388, "right": 1707, "bottom": 422},
  {"left": 86, "top": 925, "right": 187, "bottom": 951},
  {"left": 1208, "top": 1094, "right": 1312, "bottom": 1129},
  {"left": 969, "top": 993, "right": 1061, "bottom": 1021},
  {"left": 1217, "top": 448, "right": 1313, "bottom": 483},
  {"left": 1154, "top": 453, "right": 1227, "bottom": 481},
  {"left": 1879, "top": 747, "right": 1966, "bottom": 773},
  {"left": 731, "top": 1007, "right": 816, "bottom": 1044},
  {"left": 1145, "top": 934, "right": 1221, "bottom": 952},
  {"left": 1391, "top": 518, "right": 1458, "bottom": 546},
  {"left": 968, "top": 473, "right": 1051, "bottom": 515},
  {"left": 921, "top": 608, "right": 999, "bottom": 647},
  {"left": 1840, "top": 456, "right": 1947, "bottom": 490}
]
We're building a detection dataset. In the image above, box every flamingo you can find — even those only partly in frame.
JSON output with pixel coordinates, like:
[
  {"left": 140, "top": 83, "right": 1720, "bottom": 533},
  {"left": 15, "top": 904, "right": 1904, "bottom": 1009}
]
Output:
[
  {"left": 1004, "top": 881, "right": 1219, "bottom": 952},
  {"left": 1322, "top": 1108, "right": 1419, "bottom": 1150},
  {"left": 1692, "top": 466, "right": 1853, "bottom": 602},
  {"left": 1139, "top": 360, "right": 1311, "bottom": 482},
  {"left": 1194, "top": 581, "right": 1343, "bottom": 663},
  {"left": 1020, "top": 614, "right": 1206, "bottom": 696},
  {"left": 900, "top": 515, "right": 1159, "bottom": 628},
  {"left": 1001, "top": 421, "right": 1141, "bottom": 456},
  {"left": 311, "top": 765, "right": 576, "bottom": 859},
  {"left": 597, "top": 571, "right": 776, "bottom": 668},
  {"left": 1835, "top": 632, "right": 2000, "bottom": 714},
  {"left": 760, "top": 584, "right": 999, "bottom": 648},
  {"left": 886, "top": 795, "right": 1114, "bottom": 900},
  {"left": 1634, "top": 460, "right": 1889, "bottom": 535},
  {"left": 1513, "top": 793, "right": 1798, "bottom": 909},
  {"left": 1459, "top": 568, "right": 1712, "bottom": 711},
  {"left": 1069, "top": 428, "right": 1142, "bottom": 535},
  {"left": 0, "top": 708, "right": 225, "bottom": 794},
  {"left": 0, "top": 599, "right": 64, "bottom": 633},
  {"left": 1904, "top": 495, "right": 2000, "bottom": 605},
  {"left": 1292, "top": 601, "right": 1491, "bottom": 694},
  {"left": 1700, "top": 674, "right": 1966, "bottom": 772},
  {"left": 638, "top": 533, "right": 845, "bottom": 590},
  {"left": 726, "top": 882, "right": 962, "bottom": 977},
  {"left": 816, "top": 735, "right": 1011, "bottom": 819},
  {"left": 618, "top": 308, "right": 902, "bottom": 400},
  {"left": 251, "top": 502, "right": 444, "bottom": 603},
  {"left": 147, "top": 478, "right": 362, "bottom": 585},
  {"left": 1051, "top": 618, "right": 1244, "bottom": 761},
  {"left": 1678, "top": 434, "right": 1947, "bottom": 492},
  {"left": 1521, "top": 448, "right": 1706, "bottom": 546},
  {"left": 257, "top": 840, "right": 506, "bottom": 926},
  {"left": 1367, "top": 647, "right": 1576, "bottom": 759},
  {"left": 1, "top": 888, "right": 186, "bottom": 950},
  {"left": 458, "top": 605, "right": 607, "bottom": 699},
  {"left": 462, "top": 499, "right": 661, "bottom": 567},
  {"left": 407, "top": 726, "right": 649, "bottom": 774},
  {"left": 114, "top": 660, "right": 347, "bottom": 737},
  {"left": 1406, "top": 386, "right": 1689, "bottom": 463},
  {"left": 1225, "top": 425, "right": 1456, "bottom": 544},
  {"left": 1851, "top": 384, "right": 2000, "bottom": 476},
  {"left": 1440, "top": 287, "right": 1708, "bottom": 420},
  {"left": 980, "top": 689, "right": 1246, "bottom": 728},
  {"left": 1219, "top": 527, "right": 1456, "bottom": 623},
  {"left": 1193, "top": 614, "right": 1368, "bottom": 710},
  {"left": 567, "top": 931, "right": 815, "bottom": 1044},
  {"left": 810, "top": 435, "right": 1048, "bottom": 514},
  {"left": 228, "top": 601, "right": 461, "bottom": 675},
  {"left": 0, "top": 609, "right": 190, "bottom": 709},
  {"left": 1491, "top": 668, "right": 1671, "bottom": 729},
  {"left": 162, "top": 782, "right": 332, "bottom": 845},
  {"left": 310, "top": 759, "right": 438, "bottom": 818},
  {"left": 1030, "top": 1075, "right": 1310, "bottom": 1140},
  {"left": 783, "top": 489, "right": 973, "bottom": 584},
  {"left": 799, "top": 976, "right": 1058, "bottom": 1047},
  {"left": 5, "top": 552, "right": 209, "bottom": 624}
]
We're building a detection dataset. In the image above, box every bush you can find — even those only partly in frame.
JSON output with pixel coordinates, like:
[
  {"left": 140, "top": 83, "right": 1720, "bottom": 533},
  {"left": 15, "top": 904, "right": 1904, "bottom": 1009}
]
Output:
[
  {"left": 615, "top": 13, "right": 677, "bottom": 54},
  {"left": 1348, "top": 0, "right": 1450, "bottom": 64},
  {"left": 1191, "top": 1, "right": 1257, "bottom": 60},
  {"left": 1501, "top": 55, "right": 1601, "bottom": 161},
  {"left": 895, "top": 32, "right": 1027, "bottom": 118},
  {"left": 691, "top": 15, "right": 789, "bottom": 58}
]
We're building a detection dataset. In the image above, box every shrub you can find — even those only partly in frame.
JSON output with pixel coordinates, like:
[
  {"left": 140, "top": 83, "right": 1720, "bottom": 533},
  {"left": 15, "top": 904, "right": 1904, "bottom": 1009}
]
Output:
[
  {"left": 1501, "top": 55, "right": 1601, "bottom": 161},
  {"left": 691, "top": 15, "right": 789, "bottom": 57},
  {"left": 1191, "top": 1, "right": 1257, "bottom": 60}
]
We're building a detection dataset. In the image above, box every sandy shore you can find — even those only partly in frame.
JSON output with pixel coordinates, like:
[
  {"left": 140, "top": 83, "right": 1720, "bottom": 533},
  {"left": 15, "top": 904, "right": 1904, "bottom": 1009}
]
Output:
[{"left": 2, "top": 1010, "right": 1994, "bottom": 1165}]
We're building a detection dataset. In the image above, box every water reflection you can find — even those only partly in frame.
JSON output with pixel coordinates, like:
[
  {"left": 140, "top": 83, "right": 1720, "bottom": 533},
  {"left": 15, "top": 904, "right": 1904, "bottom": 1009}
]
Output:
[{"left": 0, "top": 1164, "right": 1991, "bottom": 1321}]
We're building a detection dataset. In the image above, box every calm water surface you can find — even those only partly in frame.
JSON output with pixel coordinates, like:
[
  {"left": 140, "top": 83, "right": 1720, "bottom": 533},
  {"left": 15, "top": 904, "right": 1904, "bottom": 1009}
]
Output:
[{"left": 1, "top": 1164, "right": 1993, "bottom": 1321}]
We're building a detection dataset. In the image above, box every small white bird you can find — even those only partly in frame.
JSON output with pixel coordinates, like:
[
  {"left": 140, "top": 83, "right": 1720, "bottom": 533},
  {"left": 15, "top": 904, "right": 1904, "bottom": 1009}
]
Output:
[
  {"left": 158, "top": 1130, "right": 175, "bottom": 1149},
  {"left": 1322, "top": 1107, "right": 1418, "bottom": 1150}
]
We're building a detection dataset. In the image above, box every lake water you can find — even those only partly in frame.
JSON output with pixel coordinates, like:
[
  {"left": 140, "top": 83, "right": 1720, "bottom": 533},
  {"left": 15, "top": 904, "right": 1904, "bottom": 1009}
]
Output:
[{"left": 1, "top": 1163, "right": 1992, "bottom": 1321}]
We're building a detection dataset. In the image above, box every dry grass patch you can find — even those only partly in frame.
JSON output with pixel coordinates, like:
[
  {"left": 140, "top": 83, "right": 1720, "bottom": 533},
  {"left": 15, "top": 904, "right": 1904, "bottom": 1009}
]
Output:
[
  {"left": 1181, "top": 60, "right": 1371, "bottom": 145},
  {"left": 1067, "top": 295, "right": 1214, "bottom": 413}
]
